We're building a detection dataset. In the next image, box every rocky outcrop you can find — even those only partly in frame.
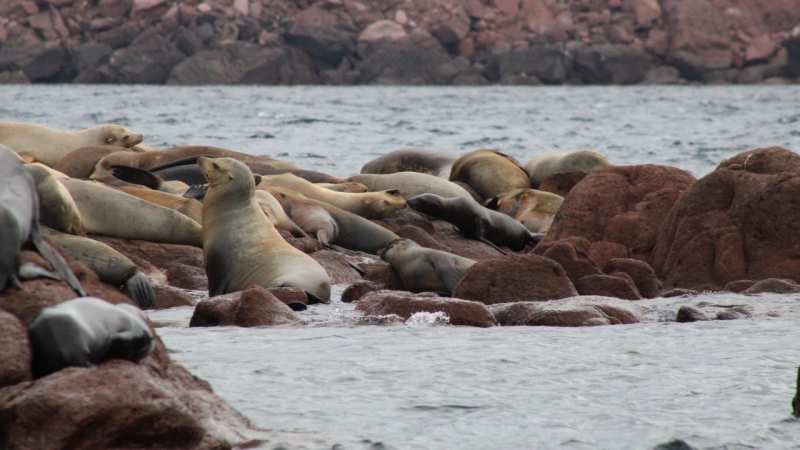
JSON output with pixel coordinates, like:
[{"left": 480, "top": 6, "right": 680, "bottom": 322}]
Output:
[
  {"left": 190, "top": 286, "right": 301, "bottom": 327},
  {"left": 489, "top": 296, "right": 641, "bottom": 327},
  {"left": 1, "top": 0, "right": 798, "bottom": 85},
  {"left": 653, "top": 147, "right": 800, "bottom": 291},
  {"left": 356, "top": 290, "right": 497, "bottom": 327}
]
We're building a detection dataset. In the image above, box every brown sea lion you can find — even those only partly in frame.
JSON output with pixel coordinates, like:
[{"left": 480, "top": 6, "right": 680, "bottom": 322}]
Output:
[
  {"left": 117, "top": 185, "right": 204, "bottom": 223},
  {"left": 53, "top": 145, "right": 137, "bottom": 178},
  {"left": 347, "top": 172, "right": 473, "bottom": 199},
  {"left": 449, "top": 149, "right": 530, "bottom": 199},
  {"left": 485, "top": 188, "right": 564, "bottom": 234},
  {"left": 525, "top": 149, "right": 611, "bottom": 187}
]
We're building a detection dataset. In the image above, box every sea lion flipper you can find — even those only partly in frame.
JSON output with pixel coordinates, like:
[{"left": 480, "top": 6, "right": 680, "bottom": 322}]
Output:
[
  {"left": 125, "top": 272, "right": 155, "bottom": 309},
  {"left": 18, "top": 262, "right": 60, "bottom": 281},
  {"left": 433, "top": 259, "right": 467, "bottom": 295},
  {"left": 183, "top": 184, "right": 209, "bottom": 200},
  {"left": 30, "top": 228, "right": 86, "bottom": 296},
  {"left": 111, "top": 165, "right": 162, "bottom": 190}
]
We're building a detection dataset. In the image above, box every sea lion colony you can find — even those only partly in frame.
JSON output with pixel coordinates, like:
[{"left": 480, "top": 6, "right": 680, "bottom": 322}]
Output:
[{"left": 0, "top": 121, "right": 602, "bottom": 378}]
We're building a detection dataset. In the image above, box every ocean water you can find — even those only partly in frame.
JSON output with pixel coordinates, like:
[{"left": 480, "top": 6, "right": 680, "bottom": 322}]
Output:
[{"left": 4, "top": 85, "right": 800, "bottom": 449}]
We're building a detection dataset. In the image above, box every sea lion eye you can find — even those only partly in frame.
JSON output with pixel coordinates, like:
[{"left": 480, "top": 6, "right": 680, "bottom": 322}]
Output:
[{"left": 106, "top": 137, "right": 115, "bottom": 143}]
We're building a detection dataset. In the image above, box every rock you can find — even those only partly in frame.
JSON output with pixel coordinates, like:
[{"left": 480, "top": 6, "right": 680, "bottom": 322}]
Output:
[
  {"left": 190, "top": 286, "right": 301, "bottom": 327},
  {"left": 103, "top": 32, "right": 185, "bottom": 83},
  {"left": 540, "top": 238, "right": 602, "bottom": 283},
  {"left": 267, "top": 287, "right": 309, "bottom": 310},
  {"left": 541, "top": 165, "right": 695, "bottom": 264},
  {"left": 309, "top": 249, "right": 363, "bottom": 284},
  {"left": 676, "top": 306, "right": 708, "bottom": 323},
  {"left": 72, "top": 43, "right": 113, "bottom": 73},
  {"left": 341, "top": 281, "right": 383, "bottom": 303},
  {"left": 660, "top": 287, "right": 698, "bottom": 298},
  {"left": 574, "top": 273, "right": 642, "bottom": 300},
  {"left": 629, "top": 0, "right": 661, "bottom": 28},
  {"left": 786, "top": 35, "right": 800, "bottom": 77},
  {"left": 98, "top": 0, "right": 132, "bottom": 18},
  {"left": 357, "top": 20, "right": 407, "bottom": 54},
  {"left": 745, "top": 34, "right": 778, "bottom": 64},
  {"left": 723, "top": 279, "right": 756, "bottom": 293},
  {"left": 97, "top": 237, "right": 203, "bottom": 275},
  {"left": 643, "top": 65, "right": 683, "bottom": 84},
  {"left": 23, "top": 47, "right": 75, "bottom": 82},
  {"left": 453, "top": 254, "right": 578, "bottom": 304},
  {"left": 0, "top": 310, "right": 31, "bottom": 388},
  {"left": 94, "top": 22, "right": 143, "bottom": 50},
  {"left": 356, "top": 290, "right": 497, "bottom": 327},
  {"left": 360, "top": 260, "right": 403, "bottom": 289},
  {"left": 285, "top": 4, "right": 357, "bottom": 66},
  {"left": 663, "top": 0, "right": 734, "bottom": 79},
  {"left": 131, "top": 0, "right": 165, "bottom": 13},
  {"left": 604, "top": 258, "right": 660, "bottom": 298},
  {"left": 490, "top": 296, "right": 641, "bottom": 326},
  {"left": 572, "top": 45, "right": 653, "bottom": 84},
  {"left": 716, "top": 310, "right": 743, "bottom": 320},
  {"left": 652, "top": 439, "right": 698, "bottom": 450},
  {"left": 653, "top": 147, "right": 800, "bottom": 291},
  {"left": 484, "top": 46, "right": 571, "bottom": 84},
  {"left": 166, "top": 262, "right": 208, "bottom": 291},
  {"left": 743, "top": 278, "right": 800, "bottom": 295},
  {"left": 0, "top": 70, "right": 30, "bottom": 84},
  {"left": 152, "top": 284, "right": 196, "bottom": 309},
  {"left": 538, "top": 171, "right": 586, "bottom": 197}
]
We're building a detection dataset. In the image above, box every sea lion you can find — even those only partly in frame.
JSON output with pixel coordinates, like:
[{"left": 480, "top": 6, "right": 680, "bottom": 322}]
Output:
[
  {"left": 380, "top": 238, "right": 475, "bottom": 295},
  {"left": 117, "top": 185, "right": 204, "bottom": 223},
  {"left": 316, "top": 182, "right": 369, "bottom": 193},
  {"left": 525, "top": 149, "right": 611, "bottom": 187},
  {"left": 28, "top": 297, "right": 154, "bottom": 377},
  {"left": 199, "top": 156, "right": 331, "bottom": 302},
  {"left": 407, "top": 193, "right": 542, "bottom": 252},
  {"left": 449, "top": 149, "right": 530, "bottom": 199},
  {"left": 0, "top": 148, "right": 85, "bottom": 295},
  {"left": 25, "top": 163, "right": 85, "bottom": 235},
  {"left": 268, "top": 186, "right": 399, "bottom": 253},
  {"left": 43, "top": 228, "right": 155, "bottom": 308},
  {"left": 0, "top": 122, "right": 143, "bottom": 167},
  {"left": 53, "top": 145, "right": 136, "bottom": 178},
  {"left": 62, "top": 178, "right": 202, "bottom": 246},
  {"left": 253, "top": 190, "right": 308, "bottom": 237},
  {"left": 347, "top": 172, "right": 474, "bottom": 200},
  {"left": 258, "top": 173, "right": 406, "bottom": 219},
  {"left": 361, "top": 149, "right": 456, "bottom": 177},
  {"left": 485, "top": 188, "right": 564, "bottom": 233}
]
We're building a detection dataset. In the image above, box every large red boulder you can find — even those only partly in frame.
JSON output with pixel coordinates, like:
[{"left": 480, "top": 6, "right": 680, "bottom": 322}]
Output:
[
  {"left": 653, "top": 147, "right": 800, "bottom": 290},
  {"left": 453, "top": 254, "right": 577, "bottom": 304},
  {"left": 574, "top": 273, "right": 643, "bottom": 300},
  {"left": 539, "top": 164, "right": 695, "bottom": 264},
  {"left": 489, "top": 296, "right": 641, "bottom": 327},
  {"left": 0, "top": 310, "right": 31, "bottom": 388},
  {"left": 190, "top": 286, "right": 301, "bottom": 327},
  {"left": 356, "top": 290, "right": 497, "bottom": 327}
]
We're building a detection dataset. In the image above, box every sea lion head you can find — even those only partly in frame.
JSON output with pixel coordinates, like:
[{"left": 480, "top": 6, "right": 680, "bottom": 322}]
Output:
[
  {"left": 100, "top": 124, "right": 143, "bottom": 148},
  {"left": 379, "top": 238, "right": 418, "bottom": 260},
  {"left": 406, "top": 193, "right": 446, "bottom": 216},
  {"left": 198, "top": 156, "right": 254, "bottom": 199},
  {"left": 362, "top": 189, "right": 407, "bottom": 216}
]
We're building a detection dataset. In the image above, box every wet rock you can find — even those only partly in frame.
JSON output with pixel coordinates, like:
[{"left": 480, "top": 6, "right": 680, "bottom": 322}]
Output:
[
  {"left": 539, "top": 237, "right": 602, "bottom": 283},
  {"left": 723, "top": 279, "right": 756, "bottom": 293},
  {"left": 484, "top": 46, "right": 571, "bottom": 84},
  {"left": 542, "top": 164, "right": 695, "bottom": 264},
  {"left": 356, "top": 290, "right": 497, "bottom": 327},
  {"left": 604, "top": 258, "right": 661, "bottom": 298},
  {"left": 342, "top": 281, "right": 383, "bottom": 303},
  {"left": 490, "top": 296, "right": 641, "bottom": 326},
  {"left": 360, "top": 260, "right": 403, "bottom": 290},
  {"left": 0, "top": 310, "right": 31, "bottom": 388},
  {"left": 715, "top": 310, "right": 743, "bottom": 321},
  {"left": 97, "top": 236, "right": 203, "bottom": 274},
  {"left": 285, "top": 4, "right": 357, "bottom": 66},
  {"left": 190, "top": 286, "right": 300, "bottom": 327},
  {"left": 537, "top": 171, "right": 586, "bottom": 197},
  {"left": 660, "top": 288, "right": 698, "bottom": 298},
  {"left": 268, "top": 287, "right": 309, "bottom": 311},
  {"left": 676, "top": 306, "right": 708, "bottom": 323},
  {"left": 574, "top": 273, "right": 643, "bottom": 300},
  {"left": 572, "top": 45, "right": 653, "bottom": 84},
  {"left": 310, "top": 249, "right": 363, "bottom": 284},
  {"left": 653, "top": 147, "right": 800, "bottom": 291},
  {"left": 453, "top": 254, "right": 578, "bottom": 304},
  {"left": 152, "top": 284, "right": 196, "bottom": 309},
  {"left": 743, "top": 278, "right": 800, "bottom": 295},
  {"left": 166, "top": 262, "right": 207, "bottom": 291},
  {"left": 652, "top": 439, "right": 698, "bottom": 450}
]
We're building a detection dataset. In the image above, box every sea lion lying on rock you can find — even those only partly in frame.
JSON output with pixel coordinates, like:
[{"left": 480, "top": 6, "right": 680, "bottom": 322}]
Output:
[
  {"left": 28, "top": 297, "right": 154, "bottom": 377},
  {"left": 449, "top": 149, "right": 530, "bottom": 199},
  {"left": 485, "top": 188, "right": 564, "bottom": 233},
  {"left": 360, "top": 149, "right": 456, "bottom": 177},
  {"left": 525, "top": 149, "right": 610, "bottom": 188},
  {"left": 380, "top": 238, "right": 476, "bottom": 296},
  {"left": 347, "top": 171, "right": 473, "bottom": 199}
]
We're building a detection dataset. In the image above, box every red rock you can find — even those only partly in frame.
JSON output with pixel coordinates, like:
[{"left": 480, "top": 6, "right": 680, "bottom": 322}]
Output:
[
  {"left": 166, "top": 262, "right": 207, "bottom": 291},
  {"left": 341, "top": 281, "right": 383, "bottom": 303},
  {"left": 356, "top": 290, "right": 497, "bottom": 327},
  {"left": 653, "top": 147, "right": 800, "bottom": 291},
  {"left": 660, "top": 287, "right": 698, "bottom": 297},
  {"left": 541, "top": 165, "right": 695, "bottom": 265},
  {"left": 604, "top": 257, "right": 661, "bottom": 298},
  {"left": 723, "top": 279, "right": 756, "bottom": 293},
  {"left": 453, "top": 254, "right": 578, "bottom": 304},
  {"left": 743, "top": 278, "right": 800, "bottom": 295},
  {"left": 98, "top": 0, "right": 132, "bottom": 18},
  {"left": 663, "top": 0, "right": 734, "bottom": 78},
  {"left": 676, "top": 305, "right": 707, "bottom": 322},
  {"left": 538, "top": 237, "right": 602, "bottom": 283},
  {"left": 285, "top": 4, "right": 357, "bottom": 66},
  {"left": 310, "top": 249, "right": 363, "bottom": 284},
  {"left": 131, "top": 0, "right": 165, "bottom": 13},
  {"left": 358, "top": 20, "right": 407, "bottom": 53},
  {"left": 96, "top": 236, "right": 202, "bottom": 278},
  {"left": 629, "top": 0, "right": 661, "bottom": 28},
  {"left": 645, "top": 29, "right": 669, "bottom": 57},
  {"left": 0, "top": 310, "right": 31, "bottom": 388},
  {"left": 190, "top": 286, "right": 300, "bottom": 327},
  {"left": 574, "top": 273, "right": 643, "bottom": 300},
  {"left": 152, "top": 284, "right": 196, "bottom": 309},
  {"left": 490, "top": 296, "right": 641, "bottom": 326},
  {"left": 360, "top": 260, "right": 403, "bottom": 289},
  {"left": 588, "top": 240, "right": 630, "bottom": 269},
  {"left": 745, "top": 34, "right": 777, "bottom": 63},
  {"left": 268, "top": 287, "right": 309, "bottom": 310},
  {"left": 495, "top": 0, "right": 519, "bottom": 17}
]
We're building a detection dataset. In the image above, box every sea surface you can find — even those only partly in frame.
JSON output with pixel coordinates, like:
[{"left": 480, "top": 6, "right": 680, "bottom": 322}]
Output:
[{"left": 4, "top": 85, "right": 800, "bottom": 449}]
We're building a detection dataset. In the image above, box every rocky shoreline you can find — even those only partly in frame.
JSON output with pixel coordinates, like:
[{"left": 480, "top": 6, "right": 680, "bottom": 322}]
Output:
[{"left": 2, "top": 0, "right": 800, "bottom": 85}]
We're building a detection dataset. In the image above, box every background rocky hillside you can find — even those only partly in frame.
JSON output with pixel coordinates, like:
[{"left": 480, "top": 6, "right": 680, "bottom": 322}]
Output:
[{"left": 2, "top": 0, "right": 800, "bottom": 85}]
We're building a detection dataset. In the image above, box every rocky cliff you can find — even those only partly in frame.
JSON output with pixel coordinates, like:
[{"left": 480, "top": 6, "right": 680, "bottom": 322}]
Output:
[{"left": 2, "top": 0, "right": 800, "bottom": 85}]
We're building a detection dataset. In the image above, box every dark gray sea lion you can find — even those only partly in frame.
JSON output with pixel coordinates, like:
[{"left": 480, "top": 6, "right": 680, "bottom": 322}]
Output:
[
  {"left": 380, "top": 238, "right": 475, "bottom": 295},
  {"left": 407, "top": 193, "right": 543, "bottom": 252},
  {"left": 361, "top": 149, "right": 456, "bottom": 177},
  {"left": 0, "top": 148, "right": 85, "bottom": 295},
  {"left": 43, "top": 228, "right": 155, "bottom": 308},
  {"left": 449, "top": 149, "right": 530, "bottom": 199},
  {"left": 28, "top": 297, "right": 154, "bottom": 377}
]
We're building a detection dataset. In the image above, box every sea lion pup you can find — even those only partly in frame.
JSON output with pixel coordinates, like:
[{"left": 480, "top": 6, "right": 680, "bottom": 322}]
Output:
[
  {"left": 0, "top": 149, "right": 85, "bottom": 295},
  {"left": 268, "top": 186, "right": 399, "bottom": 254},
  {"left": 53, "top": 145, "right": 137, "bottom": 178},
  {"left": 117, "top": 186, "right": 203, "bottom": 223},
  {"left": 61, "top": 179, "right": 202, "bottom": 247},
  {"left": 199, "top": 157, "right": 331, "bottom": 302},
  {"left": 253, "top": 190, "right": 308, "bottom": 238},
  {"left": 449, "top": 149, "right": 530, "bottom": 199},
  {"left": 525, "top": 149, "right": 611, "bottom": 188},
  {"left": 42, "top": 228, "right": 155, "bottom": 308},
  {"left": 28, "top": 297, "right": 154, "bottom": 377},
  {"left": 485, "top": 188, "right": 564, "bottom": 233},
  {"left": 407, "top": 193, "right": 542, "bottom": 252},
  {"left": 380, "top": 238, "right": 476, "bottom": 295},
  {"left": 0, "top": 122, "right": 143, "bottom": 167},
  {"left": 257, "top": 173, "right": 407, "bottom": 219},
  {"left": 348, "top": 172, "right": 474, "bottom": 200},
  {"left": 361, "top": 149, "right": 456, "bottom": 177},
  {"left": 25, "top": 163, "right": 85, "bottom": 235}
]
